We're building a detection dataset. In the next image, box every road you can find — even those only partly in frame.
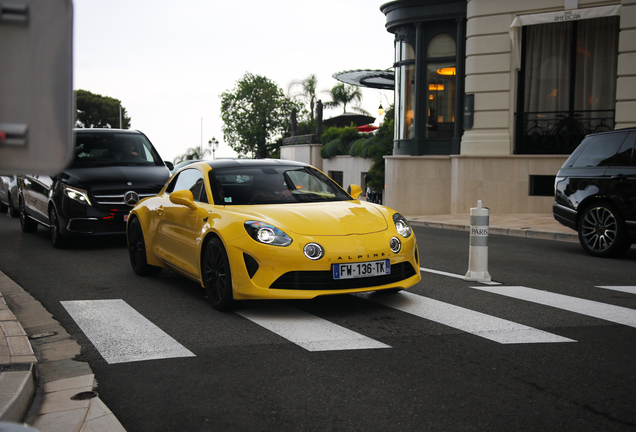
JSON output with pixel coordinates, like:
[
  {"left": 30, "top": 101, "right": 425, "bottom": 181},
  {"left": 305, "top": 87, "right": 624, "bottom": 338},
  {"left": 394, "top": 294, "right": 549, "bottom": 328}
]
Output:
[{"left": 1, "top": 212, "right": 636, "bottom": 431}]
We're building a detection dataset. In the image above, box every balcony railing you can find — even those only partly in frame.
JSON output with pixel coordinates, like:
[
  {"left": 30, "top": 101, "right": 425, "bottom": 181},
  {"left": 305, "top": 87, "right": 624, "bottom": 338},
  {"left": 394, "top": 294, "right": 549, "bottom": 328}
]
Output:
[{"left": 515, "top": 110, "right": 615, "bottom": 155}]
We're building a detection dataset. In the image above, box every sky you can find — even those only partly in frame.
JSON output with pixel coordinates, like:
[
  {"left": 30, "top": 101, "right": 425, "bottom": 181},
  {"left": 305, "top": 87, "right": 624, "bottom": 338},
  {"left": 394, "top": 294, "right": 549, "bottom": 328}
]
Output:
[{"left": 73, "top": 0, "right": 395, "bottom": 162}]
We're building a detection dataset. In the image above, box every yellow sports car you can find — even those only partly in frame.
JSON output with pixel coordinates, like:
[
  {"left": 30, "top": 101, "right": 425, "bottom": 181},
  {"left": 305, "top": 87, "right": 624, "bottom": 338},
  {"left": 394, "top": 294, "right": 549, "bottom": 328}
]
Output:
[{"left": 127, "top": 159, "right": 421, "bottom": 310}]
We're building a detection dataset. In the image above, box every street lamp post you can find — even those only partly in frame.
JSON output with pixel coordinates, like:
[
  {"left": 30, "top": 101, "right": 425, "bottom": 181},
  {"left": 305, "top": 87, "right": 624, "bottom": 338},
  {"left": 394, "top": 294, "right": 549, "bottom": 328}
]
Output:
[{"left": 208, "top": 137, "right": 219, "bottom": 160}]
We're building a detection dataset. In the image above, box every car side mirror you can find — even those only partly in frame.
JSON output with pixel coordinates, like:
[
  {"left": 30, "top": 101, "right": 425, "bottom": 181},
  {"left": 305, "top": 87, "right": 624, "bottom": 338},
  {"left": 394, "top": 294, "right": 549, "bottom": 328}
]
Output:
[
  {"left": 347, "top": 184, "right": 363, "bottom": 200},
  {"left": 164, "top": 161, "right": 174, "bottom": 171},
  {"left": 169, "top": 190, "right": 198, "bottom": 210}
]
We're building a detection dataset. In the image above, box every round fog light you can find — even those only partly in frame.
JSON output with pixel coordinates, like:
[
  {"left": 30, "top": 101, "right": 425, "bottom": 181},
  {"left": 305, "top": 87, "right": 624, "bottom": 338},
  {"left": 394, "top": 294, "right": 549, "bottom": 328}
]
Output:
[
  {"left": 304, "top": 243, "right": 324, "bottom": 260},
  {"left": 390, "top": 237, "right": 402, "bottom": 253}
]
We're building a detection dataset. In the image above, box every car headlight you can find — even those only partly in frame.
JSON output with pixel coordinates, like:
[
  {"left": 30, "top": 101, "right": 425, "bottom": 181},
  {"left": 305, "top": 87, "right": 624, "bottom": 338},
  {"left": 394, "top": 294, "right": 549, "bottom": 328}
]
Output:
[
  {"left": 244, "top": 221, "right": 292, "bottom": 247},
  {"left": 62, "top": 185, "right": 91, "bottom": 206},
  {"left": 393, "top": 213, "right": 412, "bottom": 238}
]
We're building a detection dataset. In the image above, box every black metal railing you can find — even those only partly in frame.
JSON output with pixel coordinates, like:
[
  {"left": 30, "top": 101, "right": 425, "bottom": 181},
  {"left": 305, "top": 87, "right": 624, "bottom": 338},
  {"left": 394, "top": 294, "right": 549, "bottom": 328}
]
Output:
[{"left": 515, "top": 110, "right": 615, "bottom": 155}]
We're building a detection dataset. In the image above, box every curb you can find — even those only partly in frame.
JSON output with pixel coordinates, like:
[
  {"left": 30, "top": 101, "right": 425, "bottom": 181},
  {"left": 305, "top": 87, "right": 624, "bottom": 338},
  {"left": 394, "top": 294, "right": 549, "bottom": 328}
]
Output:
[
  {"left": 0, "top": 271, "right": 126, "bottom": 432},
  {"left": 407, "top": 219, "right": 579, "bottom": 243}
]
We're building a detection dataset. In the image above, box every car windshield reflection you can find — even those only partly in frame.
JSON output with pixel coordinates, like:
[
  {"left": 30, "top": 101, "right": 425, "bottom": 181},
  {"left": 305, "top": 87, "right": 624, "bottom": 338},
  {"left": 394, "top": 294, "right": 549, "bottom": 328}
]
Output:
[{"left": 209, "top": 166, "right": 351, "bottom": 205}]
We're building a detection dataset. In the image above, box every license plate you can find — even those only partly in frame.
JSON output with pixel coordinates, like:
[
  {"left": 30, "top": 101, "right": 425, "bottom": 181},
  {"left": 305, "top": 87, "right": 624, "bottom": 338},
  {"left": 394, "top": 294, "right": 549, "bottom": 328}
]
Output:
[{"left": 333, "top": 260, "right": 390, "bottom": 280}]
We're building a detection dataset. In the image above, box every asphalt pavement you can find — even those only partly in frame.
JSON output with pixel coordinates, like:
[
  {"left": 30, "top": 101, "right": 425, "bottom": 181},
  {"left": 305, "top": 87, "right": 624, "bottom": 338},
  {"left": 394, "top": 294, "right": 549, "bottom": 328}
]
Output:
[{"left": 0, "top": 212, "right": 580, "bottom": 431}]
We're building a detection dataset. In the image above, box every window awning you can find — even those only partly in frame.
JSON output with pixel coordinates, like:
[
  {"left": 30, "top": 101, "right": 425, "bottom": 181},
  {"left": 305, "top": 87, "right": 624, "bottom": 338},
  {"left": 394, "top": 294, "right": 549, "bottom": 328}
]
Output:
[
  {"left": 509, "top": 5, "right": 621, "bottom": 70},
  {"left": 333, "top": 69, "right": 395, "bottom": 90}
]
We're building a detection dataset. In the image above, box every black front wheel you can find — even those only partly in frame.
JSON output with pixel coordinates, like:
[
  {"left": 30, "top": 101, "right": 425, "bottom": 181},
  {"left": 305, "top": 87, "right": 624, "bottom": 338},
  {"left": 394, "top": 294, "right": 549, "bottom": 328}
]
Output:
[
  {"left": 127, "top": 217, "right": 161, "bottom": 275},
  {"left": 49, "top": 207, "right": 67, "bottom": 248},
  {"left": 578, "top": 203, "right": 631, "bottom": 258},
  {"left": 202, "top": 237, "right": 234, "bottom": 311},
  {"left": 19, "top": 197, "right": 38, "bottom": 233},
  {"left": 8, "top": 195, "right": 19, "bottom": 218}
]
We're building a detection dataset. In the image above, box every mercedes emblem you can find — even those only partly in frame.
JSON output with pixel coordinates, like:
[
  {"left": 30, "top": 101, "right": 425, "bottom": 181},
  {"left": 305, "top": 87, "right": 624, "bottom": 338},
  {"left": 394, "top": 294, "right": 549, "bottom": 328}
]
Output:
[{"left": 124, "top": 191, "right": 140, "bottom": 206}]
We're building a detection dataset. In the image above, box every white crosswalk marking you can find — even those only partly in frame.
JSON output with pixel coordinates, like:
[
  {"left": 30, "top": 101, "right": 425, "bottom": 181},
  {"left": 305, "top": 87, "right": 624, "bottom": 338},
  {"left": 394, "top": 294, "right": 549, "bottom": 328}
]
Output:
[
  {"left": 371, "top": 292, "right": 574, "bottom": 344},
  {"left": 61, "top": 299, "right": 196, "bottom": 364},
  {"left": 469, "top": 286, "right": 636, "bottom": 328},
  {"left": 597, "top": 286, "right": 636, "bottom": 295},
  {"left": 236, "top": 304, "right": 391, "bottom": 352}
]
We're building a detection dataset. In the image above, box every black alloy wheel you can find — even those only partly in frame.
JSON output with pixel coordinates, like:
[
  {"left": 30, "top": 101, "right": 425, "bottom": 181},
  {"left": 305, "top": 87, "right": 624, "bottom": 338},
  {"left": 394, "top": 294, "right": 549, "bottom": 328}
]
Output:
[
  {"left": 578, "top": 203, "right": 631, "bottom": 258},
  {"left": 8, "top": 195, "right": 19, "bottom": 218},
  {"left": 202, "top": 237, "right": 234, "bottom": 311},
  {"left": 127, "top": 217, "right": 161, "bottom": 275},
  {"left": 49, "top": 207, "right": 67, "bottom": 248},
  {"left": 19, "top": 196, "right": 38, "bottom": 233}
]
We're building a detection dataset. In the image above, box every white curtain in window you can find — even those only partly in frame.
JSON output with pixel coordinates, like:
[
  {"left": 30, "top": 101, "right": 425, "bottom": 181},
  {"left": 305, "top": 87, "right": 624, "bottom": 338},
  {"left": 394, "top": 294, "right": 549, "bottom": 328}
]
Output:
[
  {"left": 574, "top": 17, "right": 619, "bottom": 113},
  {"left": 524, "top": 23, "right": 572, "bottom": 113}
]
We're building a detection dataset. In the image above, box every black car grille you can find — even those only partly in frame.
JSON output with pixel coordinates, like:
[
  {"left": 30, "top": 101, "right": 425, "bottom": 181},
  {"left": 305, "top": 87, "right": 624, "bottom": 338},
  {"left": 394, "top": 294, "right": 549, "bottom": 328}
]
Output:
[
  {"left": 270, "top": 262, "right": 417, "bottom": 290},
  {"left": 93, "top": 191, "right": 156, "bottom": 211}
]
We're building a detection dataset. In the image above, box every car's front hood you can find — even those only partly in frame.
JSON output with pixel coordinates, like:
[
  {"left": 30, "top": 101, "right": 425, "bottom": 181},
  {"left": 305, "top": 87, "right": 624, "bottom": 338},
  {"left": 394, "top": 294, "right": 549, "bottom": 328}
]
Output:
[
  {"left": 229, "top": 201, "right": 388, "bottom": 236},
  {"left": 62, "top": 166, "right": 170, "bottom": 192}
]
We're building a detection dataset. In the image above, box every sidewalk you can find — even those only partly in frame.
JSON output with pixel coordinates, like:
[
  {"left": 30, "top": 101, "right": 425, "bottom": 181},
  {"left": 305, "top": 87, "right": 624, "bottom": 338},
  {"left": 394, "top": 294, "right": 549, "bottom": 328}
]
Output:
[
  {"left": 0, "top": 213, "right": 578, "bottom": 431},
  {"left": 406, "top": 213, "right": 579, "bottom": 243},
  {"left": 0, "top": 271, "right": 125, "bottom": 432}
]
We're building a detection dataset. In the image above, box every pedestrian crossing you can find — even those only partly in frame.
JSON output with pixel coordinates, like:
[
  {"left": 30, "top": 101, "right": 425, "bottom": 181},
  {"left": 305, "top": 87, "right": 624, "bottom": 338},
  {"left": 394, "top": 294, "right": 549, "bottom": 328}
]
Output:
[{"left": 62, "top": 284, "right": 636, "bottom": 363}]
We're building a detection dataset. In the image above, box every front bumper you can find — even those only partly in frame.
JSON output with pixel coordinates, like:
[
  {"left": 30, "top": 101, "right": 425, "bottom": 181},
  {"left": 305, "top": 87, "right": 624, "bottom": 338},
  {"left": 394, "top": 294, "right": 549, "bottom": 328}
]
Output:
[{"left": 225, "top": 230, "right": 421, "bottom": 300}]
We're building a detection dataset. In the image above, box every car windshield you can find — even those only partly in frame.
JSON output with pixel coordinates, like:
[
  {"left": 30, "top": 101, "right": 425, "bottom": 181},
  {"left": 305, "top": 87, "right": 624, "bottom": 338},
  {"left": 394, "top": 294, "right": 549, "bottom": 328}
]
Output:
[
  {"left": 72, "top": 133, "right": 164, "bottom": 167},
  {"left": 209, "top": 166, "right": 352, "bottom": 205}
]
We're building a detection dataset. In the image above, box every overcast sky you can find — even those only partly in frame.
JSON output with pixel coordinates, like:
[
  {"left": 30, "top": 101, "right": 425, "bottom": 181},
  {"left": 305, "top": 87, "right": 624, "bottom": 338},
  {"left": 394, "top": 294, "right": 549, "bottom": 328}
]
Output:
[{"left": 73, "top": 0, "right": 395, "bottom": 162}]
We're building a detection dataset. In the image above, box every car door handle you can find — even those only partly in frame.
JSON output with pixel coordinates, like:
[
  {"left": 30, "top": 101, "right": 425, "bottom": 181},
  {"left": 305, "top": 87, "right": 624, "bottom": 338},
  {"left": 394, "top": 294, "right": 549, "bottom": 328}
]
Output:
[{"left": 157, "top": 206, "right": 164, "bottom": 216}]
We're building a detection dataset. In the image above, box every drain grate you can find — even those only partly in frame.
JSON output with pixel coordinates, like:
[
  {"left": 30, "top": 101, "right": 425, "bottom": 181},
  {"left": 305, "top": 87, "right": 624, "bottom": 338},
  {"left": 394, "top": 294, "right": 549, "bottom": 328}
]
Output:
[{"left": 0, "top": 363, "right": 33, "bottom": 372}]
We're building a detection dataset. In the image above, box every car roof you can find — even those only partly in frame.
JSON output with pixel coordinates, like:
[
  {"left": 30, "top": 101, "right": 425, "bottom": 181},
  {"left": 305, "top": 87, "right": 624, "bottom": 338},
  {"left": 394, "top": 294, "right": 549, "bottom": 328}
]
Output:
[
  {"left": 203, "top": 159, "right": 309, "bottom": 169},
  {"left": 588, "top": 126, "right": 636, "bottom": 137},
  {"left": 74, "top": 128, "right": 144, "bottom": 135}
]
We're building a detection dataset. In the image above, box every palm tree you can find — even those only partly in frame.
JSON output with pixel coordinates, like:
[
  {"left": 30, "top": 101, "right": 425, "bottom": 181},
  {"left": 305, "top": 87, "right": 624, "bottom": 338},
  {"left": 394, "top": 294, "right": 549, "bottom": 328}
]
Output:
[
  {"left": 173, "top": 146, "right": 211, "bottom": 164},
  {"left": 324, "top": 83, "right": 370, "bottom": 115},
  {"left": 287, "top": 74, "right": 319, "bottom": 120}
]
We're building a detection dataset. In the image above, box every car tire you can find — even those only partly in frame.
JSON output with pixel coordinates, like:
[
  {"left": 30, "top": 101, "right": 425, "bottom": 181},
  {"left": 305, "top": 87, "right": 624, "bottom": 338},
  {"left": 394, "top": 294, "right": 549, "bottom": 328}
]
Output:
[
  {"left": 127, "top": 217, "right": 161, "bottom": 276},
  {"left": 0, "top": 201, "right": 7, "bottom": 213},
  {"left": 578, "top": 203, "right": 631, "bottom": 258},
  {"left": 19, "top": 197, "right": 38, "bottom": 233},
  {"left": 49, "top": 207, "right": 67, "bottom": 248},
  {"left": 202, "top": 237, "right": 234, "bottom": 311},
  {"left": 8, "top": 195, "right": 19, "bottom": 218}
]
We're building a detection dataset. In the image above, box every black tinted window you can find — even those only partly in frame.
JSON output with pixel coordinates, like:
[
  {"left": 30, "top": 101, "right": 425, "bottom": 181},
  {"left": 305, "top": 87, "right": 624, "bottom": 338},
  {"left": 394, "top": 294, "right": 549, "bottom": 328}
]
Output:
[
  {"left": 73, "top": 132, "right": 163, "bottom": 167},
  {"left": 607, "top": 131, "right": 635, "bottom": 167},
  {"left": 571, "top": 132, "right": 629, "bottom": 168}
]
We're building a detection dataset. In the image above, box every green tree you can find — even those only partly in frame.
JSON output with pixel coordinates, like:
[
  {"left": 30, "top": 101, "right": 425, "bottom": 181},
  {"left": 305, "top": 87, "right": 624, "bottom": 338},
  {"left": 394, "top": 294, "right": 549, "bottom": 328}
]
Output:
[
  {"left": 324, "top": 83, "right": 370, "bottom": 115},
  {"left": 366, "top": 119, "right": 394, "bottom": 191},
  {"left": 75, "top": 89, "right": 131, "bottom": 129},
  {"left": 287, "top": 74, "right": 320, "bottom": 121},
  {"left": 220, "top": 73, "right": 300, "bottom": 158}
]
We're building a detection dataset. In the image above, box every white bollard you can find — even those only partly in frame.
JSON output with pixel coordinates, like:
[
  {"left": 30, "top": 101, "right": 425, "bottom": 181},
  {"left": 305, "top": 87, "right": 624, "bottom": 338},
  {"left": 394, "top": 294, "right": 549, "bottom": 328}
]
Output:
[{"left": 464, "top": 200, "right": 492, "bottom": 282}]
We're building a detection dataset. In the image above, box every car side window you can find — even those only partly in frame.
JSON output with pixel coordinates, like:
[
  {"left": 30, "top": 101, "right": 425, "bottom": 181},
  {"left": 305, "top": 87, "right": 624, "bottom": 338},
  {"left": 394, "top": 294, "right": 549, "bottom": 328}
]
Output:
[
  {"left": 607, "top": 131, "right": 635, "bottom": 167},
  {"left": 571, "top": 132, "right": 629, "bottom": 168},
  {"left": 166, "top": 169, "right": 208, "bottom": 203}
]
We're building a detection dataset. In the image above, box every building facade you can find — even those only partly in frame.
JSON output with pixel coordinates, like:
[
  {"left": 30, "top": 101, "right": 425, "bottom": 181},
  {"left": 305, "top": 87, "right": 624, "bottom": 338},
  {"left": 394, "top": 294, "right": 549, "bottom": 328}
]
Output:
[{"left": 382, "top": 0, "right": 636, "bottom": 215}]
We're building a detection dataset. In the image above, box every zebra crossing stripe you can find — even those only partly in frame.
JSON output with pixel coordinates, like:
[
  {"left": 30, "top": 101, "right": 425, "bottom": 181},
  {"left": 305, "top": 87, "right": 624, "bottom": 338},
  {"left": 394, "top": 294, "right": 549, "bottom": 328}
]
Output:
[
  {"left": 236, "top": 304, "right": 391, "bottom": 352},
  {"left": 470, "top": 286, "right": 636, "bottom": 328},
  {"left": 61, "top": 299, "right": 196, "bottom": 364},
  {"left": 371, "top": 292, "right": 574, "bottom": 344},
  {"left": 596, "top": 286, "right": 636, "bottom": 295}
]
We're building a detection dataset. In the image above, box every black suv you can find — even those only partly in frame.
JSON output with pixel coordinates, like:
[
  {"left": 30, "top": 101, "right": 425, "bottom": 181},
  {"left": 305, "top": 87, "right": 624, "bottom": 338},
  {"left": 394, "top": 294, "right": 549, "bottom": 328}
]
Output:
[
  {"left": 553, "top": 127, "right": 636, "bottom": 257},
  {"left": 19, "top": 129, "right": 173, "bottom": 247}
]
